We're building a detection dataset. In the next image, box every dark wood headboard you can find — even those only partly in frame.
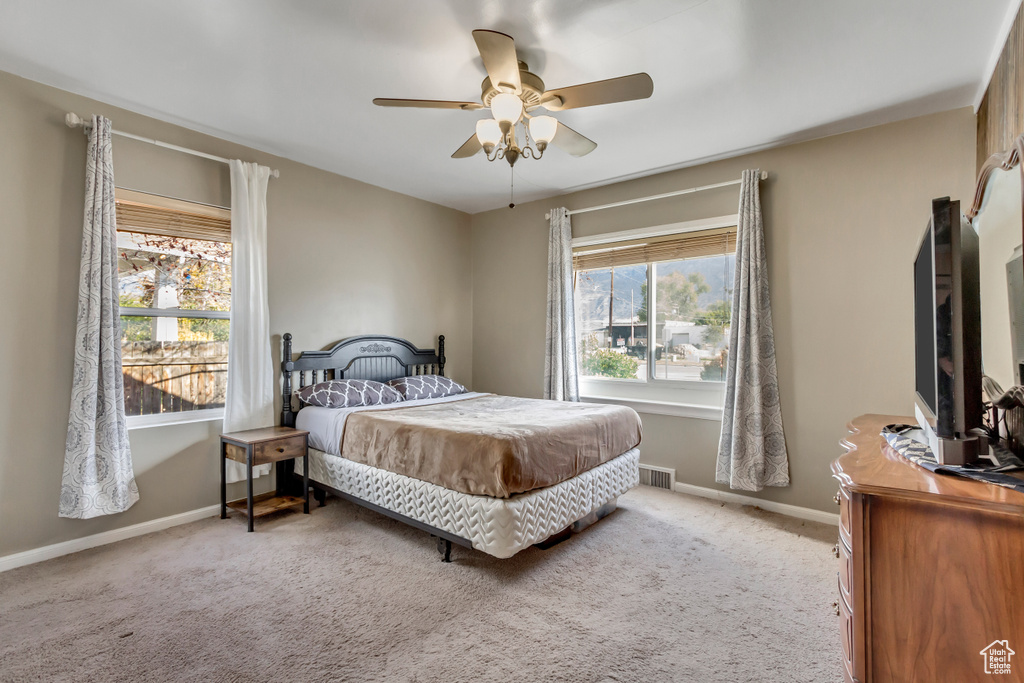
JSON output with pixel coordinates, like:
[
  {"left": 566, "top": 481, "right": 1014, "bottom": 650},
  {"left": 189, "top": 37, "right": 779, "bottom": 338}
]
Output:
[{"left": 280, "top": 333, "right": 445, "bottom": 427}]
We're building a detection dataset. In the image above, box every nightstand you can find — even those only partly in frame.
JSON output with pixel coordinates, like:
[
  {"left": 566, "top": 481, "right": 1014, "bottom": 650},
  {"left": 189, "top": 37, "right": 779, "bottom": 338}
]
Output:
[{"left": 220, "top": 426, "right": 309, "bottom": 532}]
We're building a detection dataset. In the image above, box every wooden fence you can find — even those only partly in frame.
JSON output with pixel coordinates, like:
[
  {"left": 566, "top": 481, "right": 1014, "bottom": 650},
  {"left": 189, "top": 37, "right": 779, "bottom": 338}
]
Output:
[{"left": 121, "top": 341, "right": 228, "bottom": 416}]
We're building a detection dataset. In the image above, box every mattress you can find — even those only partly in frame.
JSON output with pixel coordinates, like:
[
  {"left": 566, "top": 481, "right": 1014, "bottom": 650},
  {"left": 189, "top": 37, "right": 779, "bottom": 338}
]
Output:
[
  {"left": 303, "top": 446, "right": 640, "bottom": 559},
  {"left": 297, "top": 392, "right": 642, "bottom": 497}
]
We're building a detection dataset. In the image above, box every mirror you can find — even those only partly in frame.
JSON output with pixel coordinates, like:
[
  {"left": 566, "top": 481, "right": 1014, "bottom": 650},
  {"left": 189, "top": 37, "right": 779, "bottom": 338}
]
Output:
[{"left": 969, "top": 138, "right": 1024, "bottom": 394}]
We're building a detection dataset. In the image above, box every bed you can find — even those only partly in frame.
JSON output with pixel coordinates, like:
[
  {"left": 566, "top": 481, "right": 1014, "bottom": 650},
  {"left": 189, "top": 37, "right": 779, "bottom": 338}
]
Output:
[{"left": 280, "top": 333, "right": 640, "bottom": 561}]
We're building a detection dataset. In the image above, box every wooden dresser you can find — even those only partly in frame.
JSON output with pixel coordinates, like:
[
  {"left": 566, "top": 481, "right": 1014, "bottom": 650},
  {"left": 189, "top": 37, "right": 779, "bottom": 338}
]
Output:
[{"left": 832, "top": 414, "right": 1024, "bottom": 683}]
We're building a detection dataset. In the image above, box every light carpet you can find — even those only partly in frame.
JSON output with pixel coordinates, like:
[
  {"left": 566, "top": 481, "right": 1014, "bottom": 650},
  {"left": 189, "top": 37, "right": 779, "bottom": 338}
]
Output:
[{"left": 0, "top": 487, "right": 842, "bottom": 682}]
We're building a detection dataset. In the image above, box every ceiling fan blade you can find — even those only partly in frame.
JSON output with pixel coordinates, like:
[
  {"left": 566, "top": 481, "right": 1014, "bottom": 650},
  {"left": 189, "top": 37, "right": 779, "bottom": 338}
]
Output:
[
  {"left": 452, "top": 134, "right": 483, "bottom": 159},
  {"left": 550, "top": 121, "right": 597, "bottom": 157},
  {"left": 472, "top": 29, "right": 522, "bottom": 94},
  {"left": 373, "top": 98, "right": 483, "bottom": 110},
  {"left": 541, "top": 73, "right": 654, "bottom": 111}
]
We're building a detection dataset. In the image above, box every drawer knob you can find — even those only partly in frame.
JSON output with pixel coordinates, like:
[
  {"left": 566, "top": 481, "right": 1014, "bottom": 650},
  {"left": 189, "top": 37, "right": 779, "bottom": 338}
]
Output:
[
  {"left": 833, "top": 491, "right": 841, "bottom": 505},
  {"left": 276, "top": 447, "right": 285, "bottom": 453},
  {"left": 832, "top": 600, "right": 840, "bottom": 616},
  {"left": 832, "top": 543, "right": 840, "bottom": 559}
]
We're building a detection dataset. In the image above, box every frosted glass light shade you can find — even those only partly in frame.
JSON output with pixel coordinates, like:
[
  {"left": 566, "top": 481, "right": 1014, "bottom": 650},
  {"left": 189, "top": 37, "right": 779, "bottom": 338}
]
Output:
[
  {"left": 490, "top": 93, "right": 524, "bottom": 125},
  {"left": 529, "top": 116, "right": 558, "bottom": 144},
  {"left": 475, "top": 119, "right": 502, "bottom": 148}
]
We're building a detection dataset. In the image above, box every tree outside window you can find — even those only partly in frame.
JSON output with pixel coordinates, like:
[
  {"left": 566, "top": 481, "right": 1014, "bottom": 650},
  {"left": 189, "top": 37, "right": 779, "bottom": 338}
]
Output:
[{"left": 118, "top": 230, "right": 231, "bottom": 416}]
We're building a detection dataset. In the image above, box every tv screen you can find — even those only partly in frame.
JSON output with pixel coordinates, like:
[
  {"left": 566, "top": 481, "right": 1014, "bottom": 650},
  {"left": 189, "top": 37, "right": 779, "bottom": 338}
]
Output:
[
  {"left": 915, "top": 230, "right": 937, "bottom": 416},
  {"left": 913, "top": 197, "right": 982, "bottom": 464}
]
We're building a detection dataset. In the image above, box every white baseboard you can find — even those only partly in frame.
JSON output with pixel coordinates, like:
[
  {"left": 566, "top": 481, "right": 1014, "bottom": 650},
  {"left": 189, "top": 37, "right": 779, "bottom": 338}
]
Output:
[
  {"left": 1, "top": 485, "right": 836, "bottom": 572},
  {"left": 0, "top": 504, "right": 220, "bottom": 573},
  {"left": 673, "top": 482, "right": 839, "bottom": 526}
]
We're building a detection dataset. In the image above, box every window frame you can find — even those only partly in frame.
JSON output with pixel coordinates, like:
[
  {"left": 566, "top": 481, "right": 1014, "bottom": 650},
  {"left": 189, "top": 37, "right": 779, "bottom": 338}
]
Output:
[
  {"left": 573, "top": 214, "right": 738, "bottom": 414},
  {"left": 116, "top": 190, "right": 232, "bottom": 428},
  {"left": 125, "top": 407, "right": 225, "bottom": 430}
]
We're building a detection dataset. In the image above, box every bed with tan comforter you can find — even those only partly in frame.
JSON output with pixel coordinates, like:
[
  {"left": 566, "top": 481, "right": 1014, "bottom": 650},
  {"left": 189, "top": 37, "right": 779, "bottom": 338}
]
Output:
[
  {"left": 337, "top": 393, "right": 639, "bottom": 497},
  {"left": 295, "top": 392, "right": 642, "bottom": 558}
]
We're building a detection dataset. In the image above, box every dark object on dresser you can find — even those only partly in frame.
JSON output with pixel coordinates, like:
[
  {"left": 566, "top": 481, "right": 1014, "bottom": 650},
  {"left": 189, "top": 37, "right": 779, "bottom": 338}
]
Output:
[
  {"left": 831, "top": 414, "right": 1024, "bottom": 682},
  {"left": 912, "top": 197, "right": 982, "bottom": 465},
  {"left": 220, "top": 426, "right": 309, "bottom": 532}
]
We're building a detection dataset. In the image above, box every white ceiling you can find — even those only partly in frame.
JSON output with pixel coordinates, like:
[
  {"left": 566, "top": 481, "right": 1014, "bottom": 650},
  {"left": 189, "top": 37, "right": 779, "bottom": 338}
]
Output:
[{"left": 0, "top": 0, "right": 1018, "bottom": 213}]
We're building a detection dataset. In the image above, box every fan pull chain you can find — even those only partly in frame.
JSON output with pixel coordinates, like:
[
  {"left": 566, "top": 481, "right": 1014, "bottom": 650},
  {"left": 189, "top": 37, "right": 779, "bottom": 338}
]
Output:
[{"left": 509, "top": 167, "right": 515, "bottom": 209}]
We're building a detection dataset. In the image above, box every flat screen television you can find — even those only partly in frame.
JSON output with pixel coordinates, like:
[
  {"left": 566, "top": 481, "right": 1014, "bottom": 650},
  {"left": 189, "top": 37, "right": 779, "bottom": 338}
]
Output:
[{"left": 914, "top": 197, "right": 983, "bottom": 465}]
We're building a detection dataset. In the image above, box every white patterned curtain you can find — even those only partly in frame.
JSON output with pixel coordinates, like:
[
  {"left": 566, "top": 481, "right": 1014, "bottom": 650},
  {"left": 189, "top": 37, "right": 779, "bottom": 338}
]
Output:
[
  {"left": 60, "top": 116, "right": 140, "bottom": 519},
  {"left": 223, "top": 161, "right": 274, "bottom": 483},
  {"left": 715, "top": 170, "right": 790, "bottom": 490},
  {"left": 543, "top": 208, "right": 580, "bottom": 401}
]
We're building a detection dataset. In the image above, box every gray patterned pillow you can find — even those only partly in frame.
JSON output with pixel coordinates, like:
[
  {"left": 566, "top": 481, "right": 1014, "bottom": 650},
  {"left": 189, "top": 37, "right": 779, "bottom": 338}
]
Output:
[
  {"left": 387, "top": 375, "right": 467, "bottom": 400},
  {"left": 296, "top": 379, "right": 403, "bottom": 408}
]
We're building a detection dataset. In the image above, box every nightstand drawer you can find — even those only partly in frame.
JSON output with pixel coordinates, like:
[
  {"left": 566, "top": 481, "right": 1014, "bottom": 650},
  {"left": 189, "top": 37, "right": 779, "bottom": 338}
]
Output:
[{"left": 253, "top": 434, "right": 306, "bottom": 465}]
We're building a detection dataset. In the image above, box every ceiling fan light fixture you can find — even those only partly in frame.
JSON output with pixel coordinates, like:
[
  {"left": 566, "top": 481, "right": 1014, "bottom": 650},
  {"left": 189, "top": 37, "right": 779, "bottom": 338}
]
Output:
[
  {"left": 375, "top": 28, "right": 640, "bottom": 169},
  {"left": 475, "top": 119, "right": 503, "bottom": 154},
  {"left": 491, "top": 92, "right": 524, "bottom": 130},
  {"left": 529, "top": 115, "right": 557, "bottom": 148}
]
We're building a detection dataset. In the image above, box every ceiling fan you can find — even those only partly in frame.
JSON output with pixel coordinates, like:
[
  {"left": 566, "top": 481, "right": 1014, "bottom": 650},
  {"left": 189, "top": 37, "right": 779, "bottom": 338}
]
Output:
[{"left": 373, "top": 29, "right": 654, "bottom": 167}]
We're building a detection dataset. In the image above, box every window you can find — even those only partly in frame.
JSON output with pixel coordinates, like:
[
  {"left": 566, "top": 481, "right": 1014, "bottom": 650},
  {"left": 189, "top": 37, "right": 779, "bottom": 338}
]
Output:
[
  {"left": 576, "top": 264, "right": 649, "bottom": 380},
  {"left": 651, "top": 248, "right": 734, "bottom": 382},
  {"left": 116, "top": 189, "right": 231, "bottom": 420},
  {"left": 573, "top": 217, "right": 736, "bottom": 408}
]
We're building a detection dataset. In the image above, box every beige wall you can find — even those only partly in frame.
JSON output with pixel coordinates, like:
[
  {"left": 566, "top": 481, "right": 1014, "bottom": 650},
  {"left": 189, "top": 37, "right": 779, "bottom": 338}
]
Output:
[
  {"left": 0, "top": 62, "right": 978, "bottom": 559},
  {"left": 471, "top": 107, "right": 977, "bottom": 513},
  {"left": 0, "top": 70, "right": 471, "bottom": 558}
]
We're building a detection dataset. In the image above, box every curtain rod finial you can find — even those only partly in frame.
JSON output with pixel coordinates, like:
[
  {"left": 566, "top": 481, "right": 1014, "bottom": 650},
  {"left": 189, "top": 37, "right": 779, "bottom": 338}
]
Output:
[
  {"left": 760, "top": 170, "right": 768, "bottom": 180},
  {"left": 65, "top": 112, "right": 84, "bottom": 128}
]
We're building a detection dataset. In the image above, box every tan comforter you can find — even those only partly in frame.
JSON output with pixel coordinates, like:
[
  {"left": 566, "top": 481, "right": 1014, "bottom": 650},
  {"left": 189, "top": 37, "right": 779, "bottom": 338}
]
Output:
[{"left": 339, "top": 395, "right": 641, "bottom": 498}]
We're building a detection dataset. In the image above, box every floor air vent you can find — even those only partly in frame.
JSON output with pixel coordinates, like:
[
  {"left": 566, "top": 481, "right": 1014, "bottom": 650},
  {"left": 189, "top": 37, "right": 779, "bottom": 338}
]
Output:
[{"left": 638, "top": 464, "right": 675, "bottom": 490}]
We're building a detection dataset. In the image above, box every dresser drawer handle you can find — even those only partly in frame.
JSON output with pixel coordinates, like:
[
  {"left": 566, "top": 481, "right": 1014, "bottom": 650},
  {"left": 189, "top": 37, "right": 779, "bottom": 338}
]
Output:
[
  {"left": 276, "top": 447, "right": 285, "bottom": 453},
  {"left": 833, "top": 491, "right": 841, "bottom": 505},
  {"left": 832, "top": 543, "right": 840, "bottom": 558}
]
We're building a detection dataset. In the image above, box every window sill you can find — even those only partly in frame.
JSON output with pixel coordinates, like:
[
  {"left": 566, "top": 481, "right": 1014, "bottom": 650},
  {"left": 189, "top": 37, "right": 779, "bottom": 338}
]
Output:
[
  {"left": 581, "top": 394, "right": 723, "bottom": 421},
  {"left": 126, "top": 408, "right": 224, "bottom": 431}
]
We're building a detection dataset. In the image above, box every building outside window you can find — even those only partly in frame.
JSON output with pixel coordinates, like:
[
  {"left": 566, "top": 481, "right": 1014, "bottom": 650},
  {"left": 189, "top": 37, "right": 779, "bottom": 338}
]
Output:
[{"left": 115, "top": 189, "right": 231, "bottom": 421}]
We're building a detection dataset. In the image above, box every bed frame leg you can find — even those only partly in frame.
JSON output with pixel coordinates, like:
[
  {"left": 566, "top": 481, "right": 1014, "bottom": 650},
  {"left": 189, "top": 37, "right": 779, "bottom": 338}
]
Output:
[
  {"left": 314, "top": 487, "right": 327, "bottom": 507},
  {"left": 436, "top": 536, "right": 452, "bottom": 563}
]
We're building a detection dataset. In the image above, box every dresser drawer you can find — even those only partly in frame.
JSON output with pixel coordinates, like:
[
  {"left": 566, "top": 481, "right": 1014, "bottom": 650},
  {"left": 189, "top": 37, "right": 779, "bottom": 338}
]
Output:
[
  {"left": 837, "top": 536, "right": 853, "bottom": 603},
  {"left": 838, "top": 584, "right": 854, "bottom": 665},
  {"left": 842, "top": 654, "right": 856, "bottom": 683},
  {"left": 254, "top": 434, "right": 306, "bottom": 465},
  {"left": 838, "top": 487, "right": 852, "bottom": 547}
]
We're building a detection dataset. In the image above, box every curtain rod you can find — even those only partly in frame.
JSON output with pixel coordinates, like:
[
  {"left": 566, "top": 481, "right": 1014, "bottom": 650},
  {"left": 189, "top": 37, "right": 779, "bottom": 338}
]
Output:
[
  {"left": 545, "top": 171, "right": 768, "bottom": 220},
  {"left": 64, "top": 112, "right": 280, "bottom": 179}
]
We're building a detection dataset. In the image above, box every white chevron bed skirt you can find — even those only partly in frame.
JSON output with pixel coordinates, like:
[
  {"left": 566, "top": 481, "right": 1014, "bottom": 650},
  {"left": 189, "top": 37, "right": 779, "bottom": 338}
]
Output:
[{"left": 304, "top": 446, "right": 640, "bottom": 558}]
